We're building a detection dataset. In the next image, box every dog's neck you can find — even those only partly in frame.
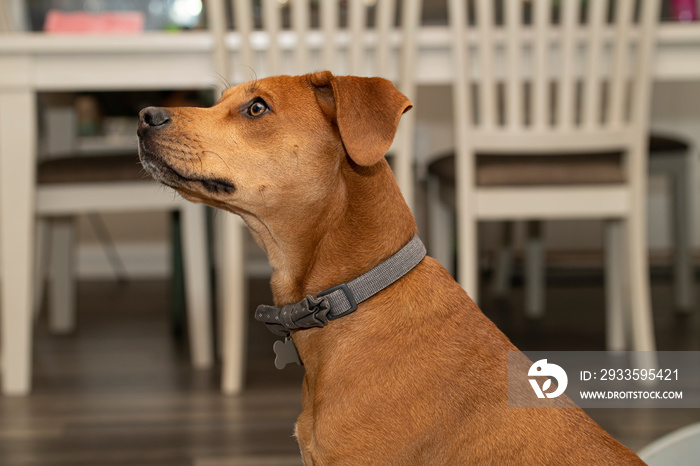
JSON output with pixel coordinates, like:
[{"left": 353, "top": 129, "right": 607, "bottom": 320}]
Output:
[{"left": 242, "top": 158, "right": 417, "bottom": 307}]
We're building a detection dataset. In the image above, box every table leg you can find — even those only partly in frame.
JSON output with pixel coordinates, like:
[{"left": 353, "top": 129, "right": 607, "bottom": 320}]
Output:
[
  {"left": 0, "top": 89, "right": 36, "bottom": 395},
  {"left": 217, "top": 213, "right": 247, "bottom": 395}
]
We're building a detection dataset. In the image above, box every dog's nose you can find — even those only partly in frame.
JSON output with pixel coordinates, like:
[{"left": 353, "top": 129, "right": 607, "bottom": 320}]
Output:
[{"left": 138, "top": 107, "right": 171, "bottom": 136}]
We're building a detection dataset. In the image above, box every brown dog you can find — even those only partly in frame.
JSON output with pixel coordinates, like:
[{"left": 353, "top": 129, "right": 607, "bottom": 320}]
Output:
[{"left": 137, "top": 71, "right": 644, "bottom": 465}]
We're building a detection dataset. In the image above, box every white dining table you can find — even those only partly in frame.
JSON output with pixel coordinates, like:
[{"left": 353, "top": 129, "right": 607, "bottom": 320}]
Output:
[{"left": 1, "top": 23, "right": 700, "bottom": 395}]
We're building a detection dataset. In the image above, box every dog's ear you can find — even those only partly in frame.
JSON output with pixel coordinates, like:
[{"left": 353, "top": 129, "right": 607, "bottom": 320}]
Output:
[{"left": 309, "top": 71, "right": 412, "bottom": 167}]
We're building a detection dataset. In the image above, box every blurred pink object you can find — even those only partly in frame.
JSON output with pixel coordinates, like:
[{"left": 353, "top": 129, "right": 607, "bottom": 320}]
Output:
[
  {"left": 44, "top": 10, "right": 145, "bottom": 33},
  {"left": 671, "top": 0, "right": 698, "bottom": 21}
]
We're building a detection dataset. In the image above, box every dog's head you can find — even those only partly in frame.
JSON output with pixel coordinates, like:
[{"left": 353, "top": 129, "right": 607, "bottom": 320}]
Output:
[{"left": 137, "top": 71, "right": 412, "bottom": 216}]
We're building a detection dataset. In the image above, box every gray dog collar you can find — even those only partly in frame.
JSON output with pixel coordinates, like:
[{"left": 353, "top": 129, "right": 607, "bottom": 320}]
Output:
[{"left": 255, "top": 234, "right": 427, "bottom": 338}]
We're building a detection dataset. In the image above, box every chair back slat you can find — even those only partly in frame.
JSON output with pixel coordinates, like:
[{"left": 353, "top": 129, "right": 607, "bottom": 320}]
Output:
[
  {"left": 449, "top": 0, "right": 661, "bottom": 153},
  {"left": 320, "top": 0, "right": 339, "bottom": 71},
  {"left": 375, "top": 0, "right": 396, "bottom": 78},
  {"left": 292, "top": 0, "right": 311, "bottom": 73},
  {"left": 475, "top": 0, "right": 496, "bottom": 130},
  {"left": 348, "top": 0, "right": 367, "bottom": 75},
  {"left": 630, "top": 0, "right": 661, "bottom": 128},
  {"left": 399, "top": 0, "right": 421, "bottom": 93},
  {"left": 608, "top": 0, "right": 634, "bottom": 129},
  {"left": 205, "top": 0, "right": 229, "bottom": 98},
  {"left": 448, "top": 0, "right": 472, "bottom": 131},
  {"left": 393, "top": 0, "right": 422, "bottom": 209},
  {"left": 531, "top": 0, "right": 551, "bottom": 131},
  {"left": 556, "top": 0, "right": 578, "bottom": 131},
  {"left": 504, "top": 0, "right": 523, "bottom": 130},
  {"left": 582, "top": 0, "right": 607, "bottom": 130},
  {"left": 261, "top": 0, "right": 282, "bottom": 75},
  {"left": 232, "top": 0, "right": 254, "bottom": 75}
]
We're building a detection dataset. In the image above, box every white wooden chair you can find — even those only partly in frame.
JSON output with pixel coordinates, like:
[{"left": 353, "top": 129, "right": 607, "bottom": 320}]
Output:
[
  {"left": 430, "top": 0, "right": 661, "bottom": 352},
  {"left": 35, "top": 153, "right": 214, "bottom": 369},
  {"left": 205, "top": 0, "right": 422, "bottom": 393}
]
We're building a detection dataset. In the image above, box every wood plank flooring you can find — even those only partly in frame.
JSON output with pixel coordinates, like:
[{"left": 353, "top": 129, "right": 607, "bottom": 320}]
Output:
[{"left": 0, "top": 270, "right": 698, "bottom": 465}]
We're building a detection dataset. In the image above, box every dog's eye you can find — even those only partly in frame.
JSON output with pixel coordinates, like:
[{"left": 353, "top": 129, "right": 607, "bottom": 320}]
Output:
[{"left": 247, "top": 100, "right": 268, "bottom": 117}]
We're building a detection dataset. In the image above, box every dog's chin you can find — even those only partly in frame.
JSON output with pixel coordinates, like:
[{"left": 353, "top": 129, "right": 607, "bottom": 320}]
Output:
[
  {"left": 138, "top": 143, "right": 236, "bottom": 196},
  {"left": 139, "top": 151, "right": 185, "bottom": 189}
]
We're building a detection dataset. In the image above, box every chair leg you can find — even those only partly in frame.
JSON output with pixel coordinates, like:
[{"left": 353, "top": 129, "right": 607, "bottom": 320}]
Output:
[
  {"left": 604, "top": 220, "right": 627, "bottom": 351},
  {"left": 218, "top": 212, "right": 247, "bottom": 395},
  {"left": 625, "top": 212, "right": 657, "bottom": 355},
  {"left": 492, "top": 222, "right": 514, "bottom": 297},
  {"left": 48, "top": 217, "right": 76, "bottom": 334},
  {"left": 670, "top": 156, "right": 694, "bottom": 312},
  {"left": 456, "top": 201, "right": 479, "bottom": 304},
  {"left": 33, "top": 217, "right": 50, "bottom": 321},
  {"left": 181, "top": 203, "right": 213, "bottom": 369},
  {"left": 524, "top": 221, "right": 545, "bottom": 319},
  {"left": 427, "top": 176, "right": 455, "bottom": 277}
]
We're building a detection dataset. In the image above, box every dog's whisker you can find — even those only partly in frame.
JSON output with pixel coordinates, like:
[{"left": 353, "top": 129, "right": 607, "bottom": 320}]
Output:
[
  {"left": 217, "top": 71, "right": 232, "bottom": 89},
  {"left": 210, "top": 72, "right": 232, "bottom": 95}
]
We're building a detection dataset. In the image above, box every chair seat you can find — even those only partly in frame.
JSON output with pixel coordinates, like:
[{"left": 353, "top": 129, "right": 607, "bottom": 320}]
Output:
[
  {"left": 428, "top": 151, "right": 625, "bottom": 188},
  {"left": 428, "top": 133, "right": 690, "bottom": 191},
  {"left": 38, "top": 154, "right": 147, "bottom": 184}
]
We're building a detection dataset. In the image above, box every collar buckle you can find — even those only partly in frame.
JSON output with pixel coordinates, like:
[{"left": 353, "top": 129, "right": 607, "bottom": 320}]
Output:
[{"left": 319, "top": 283, "right": 358, "bottom": 320}]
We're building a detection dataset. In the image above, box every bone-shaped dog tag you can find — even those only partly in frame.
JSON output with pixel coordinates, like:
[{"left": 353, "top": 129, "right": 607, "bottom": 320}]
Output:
[{"left": 273, "top": 337, "right": 302, "bottom": 370}]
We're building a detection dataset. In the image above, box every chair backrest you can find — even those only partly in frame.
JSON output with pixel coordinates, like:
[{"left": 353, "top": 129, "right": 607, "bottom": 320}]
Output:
[
  {"left": 447, "top": 0, "right": 661, "bottom": 155},
  {"left": 224, "top": 0, "right": 420, "bottom": 85}
]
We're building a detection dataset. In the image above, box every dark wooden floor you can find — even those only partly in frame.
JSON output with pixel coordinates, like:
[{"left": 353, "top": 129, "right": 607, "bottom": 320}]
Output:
[{"left": 1, "top": 268, "right": 699, "bottom": 465}]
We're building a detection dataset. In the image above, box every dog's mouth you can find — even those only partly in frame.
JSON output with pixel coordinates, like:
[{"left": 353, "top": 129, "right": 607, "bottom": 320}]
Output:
[{"left": 138, "top": 140, "right": 236, "bottom": 195}]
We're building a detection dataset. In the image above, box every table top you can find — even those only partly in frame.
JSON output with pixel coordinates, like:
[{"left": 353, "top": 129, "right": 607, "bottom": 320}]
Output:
[
  {"left": 1, "top": 23, "right": 700, "bottom": 90},
  {"left": 2, "top": 22, "right": 700, "bottom": 50}
]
